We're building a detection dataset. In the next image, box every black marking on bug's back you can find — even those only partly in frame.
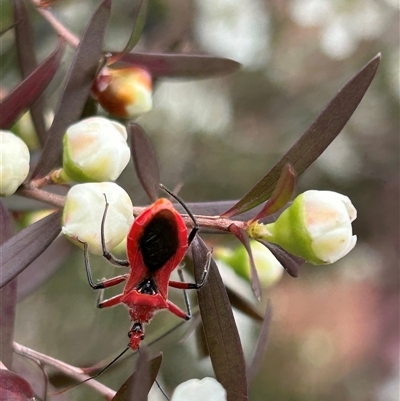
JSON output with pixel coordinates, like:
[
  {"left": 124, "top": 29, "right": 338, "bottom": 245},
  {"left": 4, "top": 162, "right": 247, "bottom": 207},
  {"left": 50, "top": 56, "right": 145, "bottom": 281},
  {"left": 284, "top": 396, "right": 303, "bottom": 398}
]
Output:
[{"left": 139, "top": 209, "right": 179, "bottom": 272}]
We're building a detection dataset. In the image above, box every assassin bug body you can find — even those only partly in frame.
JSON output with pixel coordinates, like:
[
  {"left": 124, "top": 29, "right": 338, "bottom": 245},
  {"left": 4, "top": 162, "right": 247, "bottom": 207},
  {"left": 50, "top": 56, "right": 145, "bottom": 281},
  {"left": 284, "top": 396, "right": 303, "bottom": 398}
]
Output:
[{"left": 81, "top": 188, "right": 210, "bottom": 351}]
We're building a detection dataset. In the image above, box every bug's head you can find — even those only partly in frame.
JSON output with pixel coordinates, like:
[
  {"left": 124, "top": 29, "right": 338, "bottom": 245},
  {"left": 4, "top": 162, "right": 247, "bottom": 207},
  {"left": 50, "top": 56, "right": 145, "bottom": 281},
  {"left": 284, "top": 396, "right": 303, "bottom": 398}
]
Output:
[{"left": 128, "top": 322, "right": 145, "bottom": 350}]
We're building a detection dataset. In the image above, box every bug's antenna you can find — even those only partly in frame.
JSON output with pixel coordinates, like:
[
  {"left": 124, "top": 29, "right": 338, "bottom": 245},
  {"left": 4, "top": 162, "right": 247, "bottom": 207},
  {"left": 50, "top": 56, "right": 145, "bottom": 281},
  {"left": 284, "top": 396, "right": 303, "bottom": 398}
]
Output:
[
  {"left": 137, "top": 348, "right": 170, "bottom": 401},
  {"left": 159, "top": 184, "right": 198, "bottom": 228},
  {"left": 51, "top": 346, "right": 131, "bottom": 395},
  {"left": 155, "top": 379, "right": 170, "bottom": 401}
]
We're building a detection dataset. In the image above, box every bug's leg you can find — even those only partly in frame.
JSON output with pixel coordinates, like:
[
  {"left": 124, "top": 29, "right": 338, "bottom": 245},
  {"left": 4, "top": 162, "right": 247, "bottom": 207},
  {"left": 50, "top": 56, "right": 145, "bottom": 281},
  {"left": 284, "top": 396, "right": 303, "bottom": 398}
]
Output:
[
  {"left": 166, "top": 299, "right": 191, "bottom": 320},
  {"left": 159, "top": 184, "right": 199, "bottom": 246},
  {"left": 80, "top": 239, "right": 129, "bottom": 290},
  {"left": 168, "top": 249, "right": 212, "bottom": 290},
  {"left": 97, "top": 289, "right": 124, "bottom": 309},
  {"left": 167, "top": 251, "right": 212, "bottom": 321},
  {"left": 101, "top": 193, "right": 130, "bottom": 267}
]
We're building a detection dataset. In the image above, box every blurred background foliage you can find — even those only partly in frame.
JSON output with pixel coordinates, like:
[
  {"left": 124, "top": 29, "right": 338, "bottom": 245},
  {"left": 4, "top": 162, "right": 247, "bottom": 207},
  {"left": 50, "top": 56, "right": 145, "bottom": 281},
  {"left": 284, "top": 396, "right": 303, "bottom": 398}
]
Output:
[{"left": 1, "top": 0, "right": 399, "bottom": 400}]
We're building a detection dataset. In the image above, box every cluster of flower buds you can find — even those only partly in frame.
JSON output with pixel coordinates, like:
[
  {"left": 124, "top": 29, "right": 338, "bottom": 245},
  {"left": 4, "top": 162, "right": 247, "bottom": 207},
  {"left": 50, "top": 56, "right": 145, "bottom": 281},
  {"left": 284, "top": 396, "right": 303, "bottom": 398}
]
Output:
[
  {"left": 0, "top": 130, "right": 30, "bottom": 196},
  {"left": 57, "top": 116, "right": 136, "bottom": 253}
]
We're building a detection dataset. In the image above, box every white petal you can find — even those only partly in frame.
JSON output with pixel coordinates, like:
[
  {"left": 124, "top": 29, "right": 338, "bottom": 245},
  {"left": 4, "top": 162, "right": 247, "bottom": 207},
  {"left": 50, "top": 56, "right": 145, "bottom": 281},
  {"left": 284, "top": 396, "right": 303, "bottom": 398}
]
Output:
[
  {"left": 62, "top": 182, "right": 133, "bottom": 254},
  {"left": 171, "top": 378, "right": 227, "bottom": 401},
  {"left": 0, "top": 130, "right": 30, "bottom": 196}
]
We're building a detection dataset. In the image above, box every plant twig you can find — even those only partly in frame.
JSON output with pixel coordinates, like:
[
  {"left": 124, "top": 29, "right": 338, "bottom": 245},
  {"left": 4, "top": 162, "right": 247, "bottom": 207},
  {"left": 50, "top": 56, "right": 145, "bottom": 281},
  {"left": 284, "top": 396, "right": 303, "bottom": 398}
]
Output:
[
  {"left": 13, "top": 342, "right": 116, "bottom": 400},
  {"left": 30, "top": 0, "right": 79, "bottom": 48},
  {"left": 17, "top": 186, "right": 66, "bottom": 208},
  {"left": 17, "top": 185, "right": 248, "bottom": 232}
]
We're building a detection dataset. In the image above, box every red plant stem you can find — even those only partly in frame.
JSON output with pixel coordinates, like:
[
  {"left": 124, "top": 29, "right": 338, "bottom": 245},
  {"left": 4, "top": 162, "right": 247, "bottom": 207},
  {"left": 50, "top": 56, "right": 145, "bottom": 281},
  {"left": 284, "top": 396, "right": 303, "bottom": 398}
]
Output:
[
  {"left": 17, "top": 186, "right": 66, "bottom": 208},
  {"left": 17, "top": 185, "right": 248, "bottom": 232},
  {"left": 30, "top": 0, "right": 79, "bottom": 48},
  {"left": 13, "top": 342, "right": 116, "bottom": 400}
]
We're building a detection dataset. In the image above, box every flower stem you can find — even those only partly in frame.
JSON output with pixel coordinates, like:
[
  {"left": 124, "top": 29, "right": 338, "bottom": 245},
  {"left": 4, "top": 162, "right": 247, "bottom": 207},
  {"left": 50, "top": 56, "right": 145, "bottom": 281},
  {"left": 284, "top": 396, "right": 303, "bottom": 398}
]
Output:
[
  {"left": 30, "top": 0, "right": 80, "bottom": 48},
  {"left": 17, "top": 186, "right": 66, "bottom": 208},
  {"left": 13, "top": 342, "right": 116, "bottom": 400}
]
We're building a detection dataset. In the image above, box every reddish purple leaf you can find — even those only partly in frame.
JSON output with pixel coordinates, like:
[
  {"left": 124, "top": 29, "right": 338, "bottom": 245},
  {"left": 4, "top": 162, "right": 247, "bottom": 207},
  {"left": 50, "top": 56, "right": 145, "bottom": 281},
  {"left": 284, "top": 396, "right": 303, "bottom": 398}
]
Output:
[
  {"left": 12, "top": 354, "right": 48, "bottom": 401},
  {"left": 115, "top": 52, "right": 241, "bottom": 78},
  {"left": 0, "top": 201, "right": 16, "bottom": 369},
  {"left": 129, "top": 123, "right": 160, "bottom": 202},
  {"left": 16, "top": 236, "right": 74, "bottom": 302},
  {"left": 192, "top": 237, "right": 248, "bottom": 401},
  {"left": 112, "top": 350, "right": 162, "bottom": 401},
  {"left": 226, "top": 287, "right": 264, "bottom": 321},
  {"left": 0, "top": 370, "right": 34, "bottom": 400},
  {"left": 229, "top": 224, "right": 261, "bottom": 301},
  {"left": 223, "top": 164, "right": 296, "bottom": 220},
  {"left": 32, "top": 0, "right": 112, "bottom": 179},
  {"left": 219, "top": 54, "right": 381, "bottom": 217},
  {"left": 107, "top": 0, "right": 148, "bottom": 66},
  {"left": 0, "top": 210, "right": 62, "bottom": 288},
  {"left": 173, "top": 201, "right": 277, "bottom": 225},
  {"left": 257, "top": 240, "right": 305, "bottom": 278},
  {"left": 14, "top": 0, "right": 48, "bottom": 146},
  {"left": 247, "top": 300, "right": 272, "bottom": 381},
  {"left": 0, "top": 40, "right": 65, "bottom": 129}
]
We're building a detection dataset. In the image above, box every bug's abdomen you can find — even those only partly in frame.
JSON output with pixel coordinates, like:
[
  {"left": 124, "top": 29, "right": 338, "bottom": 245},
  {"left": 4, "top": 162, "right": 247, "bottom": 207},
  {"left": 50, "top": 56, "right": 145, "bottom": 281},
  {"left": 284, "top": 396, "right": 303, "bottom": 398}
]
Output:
[{"left": 139, "top": 210, "right": 179, "bottom": 272}]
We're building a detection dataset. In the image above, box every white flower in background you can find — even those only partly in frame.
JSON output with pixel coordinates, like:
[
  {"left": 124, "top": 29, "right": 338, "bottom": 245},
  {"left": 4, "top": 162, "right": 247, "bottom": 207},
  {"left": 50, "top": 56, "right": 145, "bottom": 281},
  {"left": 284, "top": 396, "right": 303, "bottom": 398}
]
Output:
[
  {"left": 0, "top": 130, "right": 30, "bottom": 196},
  {"left": 62, "top": 182, "right": 134, "bottom": 255},
  {"left": 215, "top": 240, "right": 284, "bottom": 287},
  {"left": 195, "top": 0, "right": 270, "bottom": 69},
  {"left": 62, "top": 117, "right": 131, "bottom": 182},
  {"left": 171, "top": 377, "right": 227, "bottom": 401},
  {"left": 289, "top": 0, "right": 388, "bottom": 59},
  {"left": 249, "top": 190, "right": 357, "bottom": 265},
  {"left": 92, "top": 67, "right": 153, "bottom": 118}
]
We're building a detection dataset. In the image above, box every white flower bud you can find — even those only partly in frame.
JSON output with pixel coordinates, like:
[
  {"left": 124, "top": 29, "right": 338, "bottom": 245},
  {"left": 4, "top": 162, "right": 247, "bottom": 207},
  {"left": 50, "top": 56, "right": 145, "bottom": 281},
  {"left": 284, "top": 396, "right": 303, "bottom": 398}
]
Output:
[
  {"left": 62, "top": 182, "right": 134, "bottom": 255},
  {"left": 251, "top": 190, "right": 357, "bottom": 265},
  {"left": 62, "top": 117, "right": 131, "bottom": 182},
  {"left": 0, "top": 130, "right": 30, "bottom": 196},
  {"left": 92, "top": 67, "right": 153, "bottom": 119},
  {"left": 215, "top": 240, "right": 284, "bottom": 287},
  {"left": 171, "top": 378, "right": 227, "bottom": 401}
]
